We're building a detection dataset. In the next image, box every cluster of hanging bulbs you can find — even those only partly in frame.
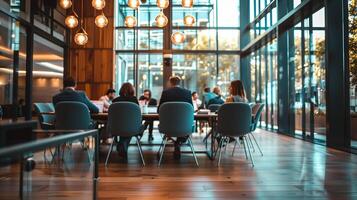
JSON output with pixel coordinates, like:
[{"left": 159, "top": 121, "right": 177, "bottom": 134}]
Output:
[
  {"left": 60, "top": 0, "right": 108, "bottom": 46},
  {"left": 125, "top": 0, "right": 194, "bottom": 45}
]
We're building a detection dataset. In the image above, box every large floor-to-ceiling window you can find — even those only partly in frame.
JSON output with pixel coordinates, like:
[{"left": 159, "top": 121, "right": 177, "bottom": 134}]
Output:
[
  {"left": 115, "top": 0, "right": 240, "bottom": 99},
  {"left": 349, "top": 0, "right": 357, "bottom": 149},
  {"left": 243, "top": 0, "right": 351, "bottom": 150}
]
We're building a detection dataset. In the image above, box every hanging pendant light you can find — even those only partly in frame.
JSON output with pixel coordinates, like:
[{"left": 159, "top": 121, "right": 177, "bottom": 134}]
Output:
[
  {"left": 183, "top": 15, "right": 195, "bottom": 26},
  {"left": 65, "top": 15, "right": 78, "bottom": 28},
  {"left": 92, "top": 0, "right": 106, "bottom": 10},
  {"left": 95, "top": 13, "right": 108, "bottom": 28},
  {"left": 182, "top": 0, "right": 194, "bottom": 8},
  {"left": 171, "top": 32, "right": 185, "bottom": 45},
  {"left": 74, "top": 27, "right": 89, "bottom": 45},
  {"left": 125, "top": 16, "right": 137, "bottom": 27},
  {"left": 155, "top": 11, "right": 168, "bottom": 27},
  {"left": 156, "top": 0, "right": 169, "bottom": 9},
  {"left": 59, "top": 0, "right": 72, "bottom": 9},
  {"left": 128, "top": 0, "right": 141, "bottom": 9}
]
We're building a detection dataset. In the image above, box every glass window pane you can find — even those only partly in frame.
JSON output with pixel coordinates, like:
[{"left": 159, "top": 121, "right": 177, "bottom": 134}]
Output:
[
  {"left": 218, "top": 29, "right": 239, "bottom": 50},
  {"left": 138, "top": 54, "right": 163, "bottom": 99},
  {"left": 172, "top": 29, "right": 216, "bottom": 50},
  {"left": 32, "top": 34, "right": 63, "bottom": 103},
  {"left": 217, "top": 54, "right": 239, "bottom": 97}
]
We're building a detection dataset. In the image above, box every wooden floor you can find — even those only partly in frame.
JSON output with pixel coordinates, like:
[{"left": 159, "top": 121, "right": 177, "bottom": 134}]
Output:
[{"left": 1, "top": 129, "right": 357, "bottom": 200}]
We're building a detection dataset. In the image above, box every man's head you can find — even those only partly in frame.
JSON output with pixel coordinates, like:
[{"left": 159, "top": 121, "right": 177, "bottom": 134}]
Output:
[
  {"left": 167, "top": 76, "right": 181, "bottom": 88},
  {"left": 204, "top": 87, "right": 210, "bottom": 93},
  {"left": 192, "top": 92, "right": 198, "bottom": 100},
  {"left": 143, "top": 89, "right": 152, "bottom": 100},
  {"left": 106, "top": 88, "right": 116, "bottom": 100},
  {"left": 213, "top": 87, "right": 221, "bottom": 96},
  {"left": 63, "top": 77, "right": 76, "bottom": 89}
]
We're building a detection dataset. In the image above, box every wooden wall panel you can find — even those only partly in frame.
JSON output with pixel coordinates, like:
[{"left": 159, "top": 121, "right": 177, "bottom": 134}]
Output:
[{"left": 68, "top": 0, "right": 114, "bottom": 100}]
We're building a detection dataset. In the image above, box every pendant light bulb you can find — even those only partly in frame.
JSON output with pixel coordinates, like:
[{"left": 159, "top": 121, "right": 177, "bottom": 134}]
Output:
[
  {"left": 92, "top": 0, "right": 106, "bottom": 10},
  {"left": 59, "top": 0, "right": 72, "bottom": 9},
  {"left": 95, "top": 13, "right": 108, "bottom": 28}
]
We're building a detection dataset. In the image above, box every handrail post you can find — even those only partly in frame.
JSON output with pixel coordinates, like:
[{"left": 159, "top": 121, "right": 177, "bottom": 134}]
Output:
[
  {"left": 19, "top": 154, "right": 23, "bottom": 200},
  {"left": 93, "top": 132, "right": 99, "bottom": 200}
]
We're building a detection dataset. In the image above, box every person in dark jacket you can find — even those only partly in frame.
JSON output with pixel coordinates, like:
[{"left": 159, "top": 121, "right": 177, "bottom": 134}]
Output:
[
  {"left": 139, "top": 89, "right": 157, "bottom": 141},
  {"left": 158, "top": 76, "right": 193, "bottom": 159},
  {"left": 53, "top": 77, "right": 99, "bottom": 113},
  {"left": 112, "top": 82, "right": 139, "bottom": 159}
]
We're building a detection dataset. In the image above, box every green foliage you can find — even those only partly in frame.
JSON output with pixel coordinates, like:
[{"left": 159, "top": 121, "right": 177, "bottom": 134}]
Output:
[{"left": 349, "top": 0, "right": 357, "bottom": 86}]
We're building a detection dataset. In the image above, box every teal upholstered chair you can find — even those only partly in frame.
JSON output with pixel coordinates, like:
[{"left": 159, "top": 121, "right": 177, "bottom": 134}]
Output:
[
  {"left": 55, "top": 102, "right": 92, "bottom": 130},
  {"left": 105, "top": 102, "right": 145, "bottom": 166},
  {"left": 158, "top": 102, "right": 199, "bottom": 167},
  {"left": 216, "top": 103, "right": 253, "bottom": 167},
  {"left": 208, "top": 104, "right": 221, "bottom": 113},
  {"left": 34, "top": 103, "right": 55, "bottom": 130}
]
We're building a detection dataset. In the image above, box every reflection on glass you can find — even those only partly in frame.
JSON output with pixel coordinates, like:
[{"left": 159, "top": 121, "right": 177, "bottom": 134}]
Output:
[
  {"left": 138, "top": 54, "right": 163, "bottom": 99},
  {"left": 173, "top": 54, "right": 217, "bottom": 97},
  {"left": 217, "top": 55, "right": 239, "bottom": 97},
  {"left": 32, "top": 34, "right": 64, "bottom": 103},
  {"left": 172, "top": 29, "right": 216, "bottom": 50}
]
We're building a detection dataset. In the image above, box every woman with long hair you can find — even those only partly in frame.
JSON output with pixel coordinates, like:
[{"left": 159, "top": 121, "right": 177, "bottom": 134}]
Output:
[
  {"left": 226, "top": 80, "right": 248, "bottom": 103},
  {"left": 112, "top": 82, "right": 139, "bottom": 160}
]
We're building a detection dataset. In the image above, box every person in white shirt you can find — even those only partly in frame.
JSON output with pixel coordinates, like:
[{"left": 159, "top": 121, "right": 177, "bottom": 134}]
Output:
[
  {"left": 99, "top": 89, "right": 116, "bottom": 112},
  {"left": 192, "top": 91, "right": 202, "bottom": 111}
]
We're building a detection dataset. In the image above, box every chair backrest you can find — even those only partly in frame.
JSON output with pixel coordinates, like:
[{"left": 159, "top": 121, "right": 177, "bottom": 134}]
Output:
[
  {"left": 249, "top": 102, "right": 255, "bottom": 108},
  {"left": 107, "top": 102, "right": 142, "bottom": 137},
  {"left": 217, "top": 103, "right": 252, "bottom": 137},
  {"left": 208, "top": 104, "right": 221, "bottom": 113},
  {"left": 34, "top": 103, "right": 55, "bottom": 128},
  {"left": 159, "top": 102, "right": 194, "bottom": 137},
  {"left": 251, "top": 103, "right": 265, "bottom": 131},
  {"left": 55, "top": 101, "right": 91, "bottom": 130}
]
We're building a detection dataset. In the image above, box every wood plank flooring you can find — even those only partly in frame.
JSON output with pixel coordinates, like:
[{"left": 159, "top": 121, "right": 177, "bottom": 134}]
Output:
[{"left": 0, "top": 129, "right": 356, "bottom": 200}]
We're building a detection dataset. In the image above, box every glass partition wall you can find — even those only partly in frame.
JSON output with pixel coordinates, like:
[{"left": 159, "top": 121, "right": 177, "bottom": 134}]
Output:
[
  {"left": 242, "top": 0, "right": 352, "bottom": 151},
  {"left": 115, "top": 0, "right": 241, "bottom": 100},
  {"left": 0, "top": 1, "right": 66, "bottom": 119}
]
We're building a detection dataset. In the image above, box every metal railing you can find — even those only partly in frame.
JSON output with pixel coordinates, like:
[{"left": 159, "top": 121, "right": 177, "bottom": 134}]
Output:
[{"left": 0, "top": 129, "right": 99, "bottom": 200}]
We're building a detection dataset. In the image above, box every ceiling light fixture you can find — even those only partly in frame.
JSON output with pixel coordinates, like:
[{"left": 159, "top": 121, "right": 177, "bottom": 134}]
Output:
[
  {"left": 156, "top": 0, "right": 169, "bottom": 9},
  {"left": 92, "top": 0, "right": 106, "bottom": 10},
  {"left": 125, "top": 16, "right": 137, "bottom": 27},
  {"left": 95, "top": 13, "right": 109, "bottom": 28},
  {"left": 155, "top": 11, "right": 168, "bottom": 27},
  {"left": 183, "top": 15, "right": 195, "bottom": 26},
  {"left": 128, "top": 0, "right": 141, "bottom": 9},
  {"left": 59, "top": 0, "right": 72, "bottom": 9}
]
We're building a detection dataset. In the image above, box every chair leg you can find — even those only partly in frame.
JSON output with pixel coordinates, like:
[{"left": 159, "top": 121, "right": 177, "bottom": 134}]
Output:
[
  {"left": 250, "top": 133, "right": 263, "bottom": 156},
  {"left": 157, "top": 135, "right": 165, "bottom": 157},
  {"left": 241, "top": 137, "right": 248, "bottom": 160},
  {"left": 188, "top": 137, "right": 199, "bottom": 167},
  {"left": 217, "top": 136, "right": 226, "bottom": 167},
  {"left": 247, "top": 134, "right": 255, "bottom": 152},
  {"left": 243, "top": 136, "right": 254, "bottom": 167},
  {"left": 232, "top": 139, "right": 239, "bottom": 157},
  {"left": 105, "top": 137, "right": 115, "bottom": 167},
  {"left": 136, "top": 136, "right": 145, "bottom": 166},
  {"left": 158, "top": 137, "right": 168, "bottom": 167}
]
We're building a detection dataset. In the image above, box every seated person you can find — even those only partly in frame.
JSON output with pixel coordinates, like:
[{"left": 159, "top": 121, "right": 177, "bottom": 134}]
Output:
[
  {"left": 139, "top": 89, "right": 157, "bottom": 141},
  {"left": 202, "top": 87, "right": 216, "bottom": 108},
  {"left": 207, "top": 86, "right": 225, "bottom": 106},
  {"left": 112, "top": 82, "right": 139, "bottom": 159},
  {"left": 99, "top": 88, "right": 116, "bottom": 112},
  {"left": 53, "top": 77, "right": 99, "bottom": 114},
  {"left": 192, "top": 91, "right": 202, "bottom": 111},
  {"left": 225, "top": 80, "right": 248, "bottom": 103},
  {"left": 158, "top": 76, "right": 193, "bottom": 159}
]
